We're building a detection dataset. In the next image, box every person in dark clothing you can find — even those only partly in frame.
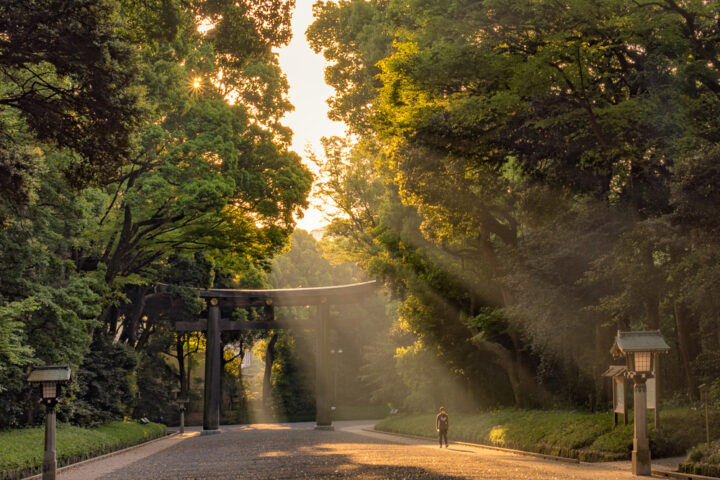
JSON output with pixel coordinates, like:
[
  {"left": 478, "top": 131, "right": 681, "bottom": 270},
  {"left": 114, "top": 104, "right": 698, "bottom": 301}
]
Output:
[{"left": 436, "top": 406, "right": 449, "bottom": 448}]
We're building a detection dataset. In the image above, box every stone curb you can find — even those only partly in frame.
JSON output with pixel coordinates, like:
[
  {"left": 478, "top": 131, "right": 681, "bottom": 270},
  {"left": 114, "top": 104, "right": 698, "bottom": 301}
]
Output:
[
  {"left": 21, "top": 432, "right": 178, "bottom": 480},
  {"left": 653, "top": 470, "right": 720, "bottom": 480},
  {"left": 364, "top": 428, "right": 579, "bottom": 464}
]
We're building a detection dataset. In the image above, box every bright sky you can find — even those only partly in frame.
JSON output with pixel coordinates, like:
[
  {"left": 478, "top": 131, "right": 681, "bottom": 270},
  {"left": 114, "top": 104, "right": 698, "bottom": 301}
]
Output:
[{"left": 277, "top": 0, "right": 346, "bottom": 233}]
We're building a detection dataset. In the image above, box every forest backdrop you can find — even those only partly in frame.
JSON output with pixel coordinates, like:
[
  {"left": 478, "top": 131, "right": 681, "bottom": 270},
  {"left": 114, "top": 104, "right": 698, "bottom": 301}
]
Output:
[
  {"left": 2, "top": 0, "right": 720, "bottom": 428},
  {"left": 307, "top": 0, "right": 720, "bottom": 410}
]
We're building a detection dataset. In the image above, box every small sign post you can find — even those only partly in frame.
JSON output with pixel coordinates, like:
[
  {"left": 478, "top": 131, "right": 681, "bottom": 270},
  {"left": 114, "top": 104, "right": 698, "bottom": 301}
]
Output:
[
  {"left": 603, "top": 365, "right": 628, "bottom": 426},
  {"left": 699, "top": 384, "right": 710, "bottom": 448}
]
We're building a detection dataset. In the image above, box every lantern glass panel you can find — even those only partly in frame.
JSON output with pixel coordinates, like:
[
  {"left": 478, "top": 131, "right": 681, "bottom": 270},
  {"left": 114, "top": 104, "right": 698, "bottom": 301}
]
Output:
[
  {"left": 42, "top": 382, "right": 56, "bottom": 399},
  {"left": 634, "top": 352, "right": 652, "bottom": 372}
]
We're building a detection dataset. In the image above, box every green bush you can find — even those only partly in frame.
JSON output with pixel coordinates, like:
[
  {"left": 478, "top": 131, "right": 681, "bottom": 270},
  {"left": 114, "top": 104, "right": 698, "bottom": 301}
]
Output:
[
  {"left": 686, "top": 444, "right": 705, "bottom": 463},
  {"left": 71, "top": 333, "right": 138, "bottom": 426},
  {"left": 376, "top": 407, "right": 714, "bottom": 462},
  {"left": 650, "top": 408, "right": 720, "bottom": 458},
  {"left": 586, "top": 423, "right": 633, "bottom": 457},
  {"left": 680, "top": 439, "right": 720, "bottom": 477},
  {"left": 0, "top": 420, "right": 165, "bottom": 479}
]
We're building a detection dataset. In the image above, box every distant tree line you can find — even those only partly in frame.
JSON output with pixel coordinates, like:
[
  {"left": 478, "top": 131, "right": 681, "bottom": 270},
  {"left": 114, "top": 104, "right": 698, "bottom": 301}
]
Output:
[{"left": 309, "top": 0, "right": 720, "bottom": 410}]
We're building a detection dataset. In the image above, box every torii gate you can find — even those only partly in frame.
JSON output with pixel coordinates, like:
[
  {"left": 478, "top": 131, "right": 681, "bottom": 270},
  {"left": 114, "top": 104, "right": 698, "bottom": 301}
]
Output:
[{"left": 173, "top": 281, "right": 376, "bottom": 433}]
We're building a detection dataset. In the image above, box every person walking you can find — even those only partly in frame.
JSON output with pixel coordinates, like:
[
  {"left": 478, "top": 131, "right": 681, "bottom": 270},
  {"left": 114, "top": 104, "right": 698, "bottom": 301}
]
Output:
[{"left": 436, "top": 406, "right": 449, "bottom": 448}]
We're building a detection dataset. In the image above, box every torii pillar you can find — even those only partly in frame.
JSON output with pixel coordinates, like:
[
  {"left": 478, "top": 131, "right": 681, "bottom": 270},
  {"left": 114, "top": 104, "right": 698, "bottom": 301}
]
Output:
[
  {"left": 202, "top": 298, "right": 221, "bottom": 433},
  {"left": 315, "top": 300, "right": 332, "bottom": 429}
]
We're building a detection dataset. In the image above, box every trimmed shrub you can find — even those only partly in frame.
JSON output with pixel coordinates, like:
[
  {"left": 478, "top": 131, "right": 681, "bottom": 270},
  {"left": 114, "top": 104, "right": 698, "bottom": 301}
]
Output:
[{"left": 0, "top": 420, "right": 165, "bottom": 480}]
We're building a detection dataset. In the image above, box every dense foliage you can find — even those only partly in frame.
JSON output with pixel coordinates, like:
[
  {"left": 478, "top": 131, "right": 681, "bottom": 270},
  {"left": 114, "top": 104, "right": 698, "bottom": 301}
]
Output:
[
  {"left": 309, "top": 0, "right": 720, "bottom": 409},
  {"left": 4, "top": 0, "right": 720, "bottom": 434},
  {"left": 0, "top": 0, "right": 143, "bottom": 206},
  {"left": 0, "top": 0, "right": 311, "bottom": 427}
]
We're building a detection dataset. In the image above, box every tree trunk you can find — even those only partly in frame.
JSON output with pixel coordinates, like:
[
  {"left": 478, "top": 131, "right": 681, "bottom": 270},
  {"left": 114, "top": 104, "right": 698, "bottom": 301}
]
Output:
[
  {"left": 219, "top": 341, "right": 228, "bottom": 418},
  {"left": 121, "top": 286, "right": 150, "bottom": 346},
  {"left": 107, "top": 305, "right": 118, "bottom": 337},
  {"left": 105, "top": 204, "right": 133, "bottom": 283},
  {"left": 715, "top": 308, "right": 720, "bottom": 351},
  {"left": 186, "top": 352, "right": 192, "bottom": 405},
  {"left": 134, "top": 316, "right": 154, "bottom": 351},
  {"left": 472, "top": 338, "right": 522, "bottom": 406},
  {"left": 263, "top": 332, "right": 278, "bottom": 407},
  {"left": 177, "top": 335, "right": 186, "bottom": 394},
  {"left": 646, "top": 295, "right": 660, "bottom": 330},
  {"left": 617, "top": 316, "right": 630, "bottom": 331},
  {"left": 594, "top": 320, "right": 606, "bottom": 408},
  {"left": 674, "top": 300, "right": 697, "bottom": 396},
  {"left": 508, "top": 330, "right": 522, "bottom": 367}
]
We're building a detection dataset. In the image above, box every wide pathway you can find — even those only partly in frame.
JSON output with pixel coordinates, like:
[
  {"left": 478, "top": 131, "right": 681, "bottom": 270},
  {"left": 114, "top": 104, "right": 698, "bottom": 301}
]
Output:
[{"left": 57, "top": 421, "right": 657, "bottom": 479}]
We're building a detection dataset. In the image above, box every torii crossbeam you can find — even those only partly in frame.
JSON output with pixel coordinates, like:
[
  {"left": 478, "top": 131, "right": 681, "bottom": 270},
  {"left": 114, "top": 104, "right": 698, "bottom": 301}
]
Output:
[{"left": 172, "top": 281, "right": 376, "bottom": 433}]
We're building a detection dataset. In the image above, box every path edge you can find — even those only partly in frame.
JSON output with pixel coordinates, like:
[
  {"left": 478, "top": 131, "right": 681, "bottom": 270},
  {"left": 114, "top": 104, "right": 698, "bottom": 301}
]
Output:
[
  {"left": 362, "top": 428, "right": 580, "bottom": 464},
  {"left": 21, "top": 432, "right": 179, "bottom": 480},
  {"left": 653, "top": 469, "right": 720, "bottom": 480}
]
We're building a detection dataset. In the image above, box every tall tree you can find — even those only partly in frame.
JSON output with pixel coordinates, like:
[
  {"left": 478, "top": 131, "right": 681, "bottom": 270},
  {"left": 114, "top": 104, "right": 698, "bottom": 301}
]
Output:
[
  {"left": 310, "top": 0, "right": 720, "bottom": 407},
  {"left": 0, "top": 0, "right": 143, "bottom": 204},
  {"left": 80, "top": 0, "right": 313, "bottom": 345},
  {"left": 0, "top": 0, "right": 311, "bottom": 426}
]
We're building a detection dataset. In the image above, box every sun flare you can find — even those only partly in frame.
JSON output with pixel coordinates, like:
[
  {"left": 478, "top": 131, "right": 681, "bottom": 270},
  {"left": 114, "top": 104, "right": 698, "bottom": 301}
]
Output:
[{"left": 188, "top": 76, "right": 203, "bottom": 96}]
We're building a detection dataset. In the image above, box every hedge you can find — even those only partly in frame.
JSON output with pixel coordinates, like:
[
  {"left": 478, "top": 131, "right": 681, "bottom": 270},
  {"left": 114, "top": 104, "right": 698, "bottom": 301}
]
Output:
[
  {"left": 375, "top": 407, "right": 718, "bottom": 462},
  {"left": 0, "top": 420, "right": 166, "bottom": 480}
]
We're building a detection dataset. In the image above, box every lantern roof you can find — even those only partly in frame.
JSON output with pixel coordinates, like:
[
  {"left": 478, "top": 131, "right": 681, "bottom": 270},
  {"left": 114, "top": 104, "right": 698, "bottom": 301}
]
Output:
[
  {"left": 611, "top": 331, "right": 670, "bottom": 358},
  {"left": 27, "top": 365, "right": 72, "bottom": 384}
]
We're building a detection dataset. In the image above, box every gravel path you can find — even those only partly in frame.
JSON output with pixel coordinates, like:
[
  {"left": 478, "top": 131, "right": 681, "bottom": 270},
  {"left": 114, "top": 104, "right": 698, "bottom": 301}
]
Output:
[{"left": 56, "top": 421, "right": 657, "bottom": 479}]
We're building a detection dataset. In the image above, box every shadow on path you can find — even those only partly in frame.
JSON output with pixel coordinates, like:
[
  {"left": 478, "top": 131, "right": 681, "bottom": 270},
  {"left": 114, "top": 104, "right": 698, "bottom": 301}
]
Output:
[
  {"left": 57, "top": 421, "right": 647, "bottom": 480},
  {"left": 95, "top": 423, "right": 466, "bottom": 480}
]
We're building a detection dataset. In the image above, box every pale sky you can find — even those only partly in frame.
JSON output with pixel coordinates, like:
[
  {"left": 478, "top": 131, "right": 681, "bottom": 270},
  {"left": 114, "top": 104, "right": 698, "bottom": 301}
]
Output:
[{"left": 277, "top": 0, "right": 346, "bottom": 232}]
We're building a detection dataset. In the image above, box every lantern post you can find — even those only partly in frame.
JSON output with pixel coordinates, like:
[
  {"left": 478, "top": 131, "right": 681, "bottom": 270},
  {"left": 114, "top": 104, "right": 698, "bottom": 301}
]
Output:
[
  {"left": 27, "top": 366, "right": 72, "bottom": 480},
  {"left": 611, "top": 331, "right": 669, "bottom": 476}
]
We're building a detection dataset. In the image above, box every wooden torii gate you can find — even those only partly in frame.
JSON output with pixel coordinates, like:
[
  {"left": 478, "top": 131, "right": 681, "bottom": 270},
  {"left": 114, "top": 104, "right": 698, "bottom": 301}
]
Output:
[{"left": 174, "top": 281, "right": 376, "bottom": 434}]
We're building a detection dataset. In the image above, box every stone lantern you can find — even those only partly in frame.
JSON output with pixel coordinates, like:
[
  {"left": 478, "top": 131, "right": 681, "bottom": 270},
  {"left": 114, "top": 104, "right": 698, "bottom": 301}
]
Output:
[
  {"left": 611, "top": 331, "right": 669, "bottom": 476},
  {"left": 27, "top": 365, "right": 72, "bottom": 480},
  {"left": 172, "top": 388, "right": 189, "bottom": 435}
]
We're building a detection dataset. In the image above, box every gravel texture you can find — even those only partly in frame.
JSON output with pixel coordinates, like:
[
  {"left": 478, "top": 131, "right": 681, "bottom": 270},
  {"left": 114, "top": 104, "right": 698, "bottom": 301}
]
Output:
[{"left": 56, "top": 421, "right": 656, "bottom": 479}]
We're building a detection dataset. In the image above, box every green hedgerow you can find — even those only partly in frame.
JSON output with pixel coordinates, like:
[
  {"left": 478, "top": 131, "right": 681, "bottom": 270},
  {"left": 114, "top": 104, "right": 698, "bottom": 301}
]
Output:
[{"left": 0, "top": 420, "right": 166, "bottom": 478}]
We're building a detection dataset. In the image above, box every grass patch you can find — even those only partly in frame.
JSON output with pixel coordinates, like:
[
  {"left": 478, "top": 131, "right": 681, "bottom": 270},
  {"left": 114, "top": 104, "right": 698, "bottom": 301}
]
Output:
[
  {"left": 0, "top": 420, "right": 166, "bottom": 479},
  {"left": 375, "top": 407, "right": 718, "bottom": 462}
]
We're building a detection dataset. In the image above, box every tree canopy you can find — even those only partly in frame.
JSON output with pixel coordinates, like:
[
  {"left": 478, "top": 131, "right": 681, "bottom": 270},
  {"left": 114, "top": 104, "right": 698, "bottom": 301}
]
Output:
[
  {"left": 6, "top": 0, "right": 720, "bottom": 428},
  {"left": 309, "top": 0, "right": 720, "bottom": 409},
  {"left": 0, "top": 0, "right": 143, "bottom": 207},
  {"left": 0, "top": 0, "right": 312, "bottom": 427}
]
